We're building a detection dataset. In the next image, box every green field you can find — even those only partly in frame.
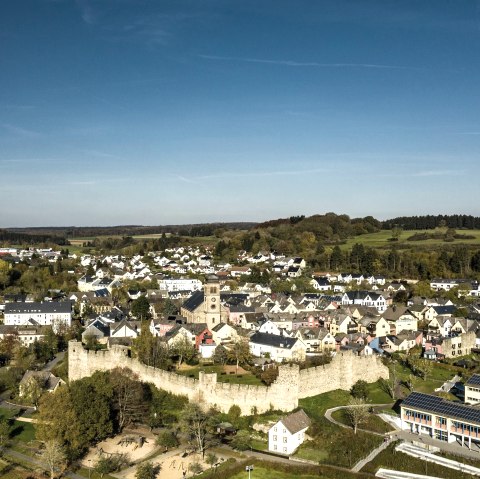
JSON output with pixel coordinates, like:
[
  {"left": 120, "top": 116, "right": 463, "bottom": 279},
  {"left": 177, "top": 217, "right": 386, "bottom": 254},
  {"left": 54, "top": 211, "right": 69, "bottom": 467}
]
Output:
[{"left": 341, "top": 229, "right": 480, "bottom": 250}]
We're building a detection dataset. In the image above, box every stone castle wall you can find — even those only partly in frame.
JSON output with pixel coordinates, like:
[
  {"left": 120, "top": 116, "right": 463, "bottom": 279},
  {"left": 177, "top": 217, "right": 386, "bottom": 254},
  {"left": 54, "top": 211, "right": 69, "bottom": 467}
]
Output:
[
  {"left": 68, "top": 341, "right": 388, "bottom": 414},
  {"left": 298, "top": 353, "right": 389, "bottom": 398}
]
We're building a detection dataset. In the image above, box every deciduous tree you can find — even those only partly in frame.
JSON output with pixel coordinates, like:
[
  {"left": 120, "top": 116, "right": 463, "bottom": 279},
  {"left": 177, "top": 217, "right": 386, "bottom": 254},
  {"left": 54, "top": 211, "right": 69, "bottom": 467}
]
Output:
[
  {"left": 135, "top": 461, "right": 161, "bottom": 479},
  {"left": 345, "top": 398, "right": 369, "bottom": 434},
  {"left": 110, "top": 367, "right": 147, "bottom": 431},
  {"left": 39, "top": 439, "right": 66, "bottom": 479},
  {"left": 227, "top": 337, "right": 251, "bottom": 375},
  {"left": 180, "top": 403, "right": 213, "bottom": 458}
]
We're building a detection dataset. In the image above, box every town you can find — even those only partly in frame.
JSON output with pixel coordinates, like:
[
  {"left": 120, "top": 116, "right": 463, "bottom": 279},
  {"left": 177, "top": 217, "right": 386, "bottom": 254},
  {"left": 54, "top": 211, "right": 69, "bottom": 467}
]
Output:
[{"left": 1, "top": 216, "right": 480, "bottom": 479}]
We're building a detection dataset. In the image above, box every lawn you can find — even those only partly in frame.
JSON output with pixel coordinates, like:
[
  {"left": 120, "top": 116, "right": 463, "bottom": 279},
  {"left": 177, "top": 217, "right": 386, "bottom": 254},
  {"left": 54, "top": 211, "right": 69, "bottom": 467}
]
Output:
[
  {"left": 0, "top": 459, "right": 35, "bottom": 479},
  {"left": 9, "top": 420, "right": 36, "bottom": 444},
  {"left": 176, "top": 365, "right": 264, "bottom": 386},
  {"left": 229, "top": 467, "right": 321, "bottom": 479},
  {"left": 331, "top": 409, "right": 394, "bottom": 434},
  {"left": 362, "top": 442, "right": 478, "bottom": 479},
  {"left": 199, "top": 458, "right": 372, "bottom": 479},
  {"left": 0, "top": 407, "right": 37, "bottom": 454},
  {"left": 0, "top": 407, "right": 20, "bottom": 421}
]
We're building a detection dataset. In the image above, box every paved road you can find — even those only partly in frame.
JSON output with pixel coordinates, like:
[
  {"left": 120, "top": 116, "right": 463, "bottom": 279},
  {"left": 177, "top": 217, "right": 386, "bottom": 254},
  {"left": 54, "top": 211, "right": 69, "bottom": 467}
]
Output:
[
  {"left": 352, "top": 438, "right": 393, "bottom": 472},
  {"left": 41, "top": 351, "right": 66, "bottom": 372}
]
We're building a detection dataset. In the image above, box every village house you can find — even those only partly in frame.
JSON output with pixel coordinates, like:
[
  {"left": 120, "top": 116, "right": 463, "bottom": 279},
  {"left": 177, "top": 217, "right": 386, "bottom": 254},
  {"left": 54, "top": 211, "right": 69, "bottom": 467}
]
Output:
[
  {"left": 268, "top": 409, "right": 311, "bottom": 455},
  {"left": 381, "top": 306, "right": 418, "bottom": 335},
  {"left": 19, "top": 370, "right": 65, "bottom": 398},
  {"left": 341, "top": 291, "right": 388, "bottom": 312},
  {"left": 294, "top": 327, "right": 335, "bottom": 353},
  {"left": 0, "top": 325, "right": 49, "bottom": 347},
  {"left": 211, "top": 322, "right": 238, "bottom": 345},
  {"left": 249, "top": 332, "right": 307, "bottom": 362}
]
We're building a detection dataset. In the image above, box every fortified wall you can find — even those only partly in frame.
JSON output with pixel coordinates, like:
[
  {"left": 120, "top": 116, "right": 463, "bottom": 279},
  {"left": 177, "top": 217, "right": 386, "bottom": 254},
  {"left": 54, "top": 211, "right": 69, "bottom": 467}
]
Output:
[{"left": 68, "top": 341, "right": 389, "bottom": 414}]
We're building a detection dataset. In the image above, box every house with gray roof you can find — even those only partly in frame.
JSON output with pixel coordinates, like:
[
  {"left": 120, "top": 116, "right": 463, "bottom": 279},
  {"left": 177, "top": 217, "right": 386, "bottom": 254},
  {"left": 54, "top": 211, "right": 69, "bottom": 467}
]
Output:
[{"left": 268, "top": 409, "right": 311, "bottom": 455}]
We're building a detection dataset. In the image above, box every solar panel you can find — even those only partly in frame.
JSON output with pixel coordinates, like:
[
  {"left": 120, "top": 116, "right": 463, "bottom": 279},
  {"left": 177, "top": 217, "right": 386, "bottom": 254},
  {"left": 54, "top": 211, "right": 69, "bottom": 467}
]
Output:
[
  {"left": 402, "top": 392, "right": 480, "bottom": 425},
  {"left": 466, "top": 374, "right": 480, "bottom": 386}
]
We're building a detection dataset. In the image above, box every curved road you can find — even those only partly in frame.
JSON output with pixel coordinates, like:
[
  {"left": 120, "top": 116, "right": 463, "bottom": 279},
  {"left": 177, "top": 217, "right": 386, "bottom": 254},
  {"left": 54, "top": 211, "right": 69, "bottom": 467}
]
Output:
[{"left": 324, "top": 403, "right": 395, "bottom": 437}]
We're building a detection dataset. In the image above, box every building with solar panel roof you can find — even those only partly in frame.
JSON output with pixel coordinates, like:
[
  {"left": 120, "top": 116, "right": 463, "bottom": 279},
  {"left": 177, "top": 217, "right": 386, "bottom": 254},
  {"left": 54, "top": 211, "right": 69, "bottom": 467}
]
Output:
[
  {"left": 401, "top": 391, "right": 480, "bottom": 449},
  {"left": 465, "top": 374, "right": 480, "bottom": 405}
]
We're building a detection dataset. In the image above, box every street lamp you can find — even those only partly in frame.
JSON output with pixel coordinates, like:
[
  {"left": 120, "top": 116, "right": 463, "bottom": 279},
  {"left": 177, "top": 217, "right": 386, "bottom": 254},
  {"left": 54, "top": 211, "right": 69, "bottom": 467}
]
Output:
[
  {"left": 88, "top": 459, "right": 91, "bottom": 479},
  {"left": 245, "top": 465, "right": 254, "bottom": 479}
]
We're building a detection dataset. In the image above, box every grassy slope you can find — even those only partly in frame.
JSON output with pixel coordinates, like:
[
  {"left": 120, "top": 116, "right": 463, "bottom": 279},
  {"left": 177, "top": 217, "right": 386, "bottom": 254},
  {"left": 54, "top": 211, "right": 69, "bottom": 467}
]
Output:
[
  {"left": 362, "top": 442, "right": 478, "bottom": 478},
  {"left": 341, "top": 229, "right": 480, "bottom": 250},
  {"left": 296, "top": 389, "right": 383, "bottom": 467}
]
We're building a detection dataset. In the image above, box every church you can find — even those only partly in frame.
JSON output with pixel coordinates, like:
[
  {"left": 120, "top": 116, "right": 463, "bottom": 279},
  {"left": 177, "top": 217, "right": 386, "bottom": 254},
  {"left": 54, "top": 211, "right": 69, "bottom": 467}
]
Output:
[{"left": 180, "top": 275, "right": 228, "bottom": 330}]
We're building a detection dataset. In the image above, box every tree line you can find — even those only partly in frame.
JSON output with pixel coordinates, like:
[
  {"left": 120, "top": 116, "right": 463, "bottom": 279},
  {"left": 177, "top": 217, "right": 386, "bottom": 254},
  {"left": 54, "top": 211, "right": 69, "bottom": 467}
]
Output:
[{"left": 382, "top": 214, "right": 480, "bottom": 230}]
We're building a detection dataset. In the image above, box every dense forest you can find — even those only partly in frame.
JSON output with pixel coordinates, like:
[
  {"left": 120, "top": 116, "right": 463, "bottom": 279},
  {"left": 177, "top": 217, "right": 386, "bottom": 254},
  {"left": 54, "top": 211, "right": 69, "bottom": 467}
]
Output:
[
  {"left": 0, "top": 229, "right": 69, "bottom": 246},
  {"left": 7, "top": 222, "right": 257, "bottom": 238},
  {"left": 382, "top": 215, "right": 480, "bottom": 230}
]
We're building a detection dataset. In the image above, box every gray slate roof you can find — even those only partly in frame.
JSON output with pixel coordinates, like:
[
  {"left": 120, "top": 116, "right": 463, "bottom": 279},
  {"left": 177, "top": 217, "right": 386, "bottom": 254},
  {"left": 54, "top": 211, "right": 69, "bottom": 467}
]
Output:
[
  {"left": 5, "top": 301, "right": 72, "bottom": 314},
  {"left": 280, "top": 409, "right": 311, "bottom": 434}
]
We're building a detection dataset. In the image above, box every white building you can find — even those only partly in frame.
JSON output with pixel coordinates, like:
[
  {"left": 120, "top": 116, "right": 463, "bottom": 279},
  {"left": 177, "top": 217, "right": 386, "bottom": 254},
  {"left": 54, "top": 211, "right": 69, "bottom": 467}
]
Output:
[
  {"left": 4, "top": 302, "right": 72, "bottom": 330},
  {"left": 268, "top": 409, "right": 311, "bottom": 455},
  {"left": 465, "top": 374, "right": 480, "bottom": 405},
  {"left": 249, "top": 332, "right": 306, "bottom": 362},
  {"left": 158, "top": 279, "right": 203, "bottom": 293}
]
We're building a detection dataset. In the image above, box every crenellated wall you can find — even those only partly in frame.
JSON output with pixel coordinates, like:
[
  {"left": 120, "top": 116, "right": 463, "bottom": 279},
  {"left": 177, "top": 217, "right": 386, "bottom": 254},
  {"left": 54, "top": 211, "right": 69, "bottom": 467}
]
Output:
[{"left": 68, "top": 341, "right": 388, "bottom": 414}]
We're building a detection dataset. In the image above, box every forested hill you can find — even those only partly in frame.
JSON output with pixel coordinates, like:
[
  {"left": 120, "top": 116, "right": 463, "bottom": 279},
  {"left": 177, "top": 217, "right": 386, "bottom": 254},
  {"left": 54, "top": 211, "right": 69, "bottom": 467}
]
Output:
[
  {"left": 0, "top": 229, "right": 69, "bottom": 246},
  {"left": 382, "top": 215, "right": 480, "bottom": 230},
  {"left": 7, "top": 222, "right": 257, "bottom": 238},
  {"left": 254, "top": 214, "right": 382, "bottom": 242}
]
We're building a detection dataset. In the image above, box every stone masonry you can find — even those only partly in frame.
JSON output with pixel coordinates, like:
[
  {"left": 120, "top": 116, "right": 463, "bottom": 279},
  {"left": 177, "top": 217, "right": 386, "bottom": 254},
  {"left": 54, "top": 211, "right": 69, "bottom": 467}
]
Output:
[{"left": 68, "top": 341, "right": 389, "bottom": 414}]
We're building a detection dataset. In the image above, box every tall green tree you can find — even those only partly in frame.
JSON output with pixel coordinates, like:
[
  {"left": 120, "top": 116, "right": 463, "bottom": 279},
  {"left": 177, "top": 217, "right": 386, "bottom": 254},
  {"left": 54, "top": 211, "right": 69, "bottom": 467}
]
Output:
[{"left": 131, "top": 295, "right": 151, "bottom": 320}]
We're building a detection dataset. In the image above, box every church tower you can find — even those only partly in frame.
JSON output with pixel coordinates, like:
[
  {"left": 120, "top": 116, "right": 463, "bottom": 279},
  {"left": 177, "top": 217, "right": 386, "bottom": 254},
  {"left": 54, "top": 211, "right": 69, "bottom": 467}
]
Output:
[{"left": 203, "top": 274, "right": 221, "bottom": 330}]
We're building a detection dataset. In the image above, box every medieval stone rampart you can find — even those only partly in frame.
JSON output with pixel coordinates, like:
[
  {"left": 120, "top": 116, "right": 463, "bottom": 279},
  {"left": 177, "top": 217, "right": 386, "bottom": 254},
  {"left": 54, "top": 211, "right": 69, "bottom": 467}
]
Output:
[{"left": 68, "top": 341, "right": 388, "bottom": 414}]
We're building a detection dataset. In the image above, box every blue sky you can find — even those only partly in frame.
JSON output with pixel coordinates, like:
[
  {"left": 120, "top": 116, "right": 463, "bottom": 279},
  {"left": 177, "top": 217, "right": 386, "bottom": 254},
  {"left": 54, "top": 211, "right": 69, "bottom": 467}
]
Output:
[{"left": 1, "top": 0, "right": 479, "bottom": 227}]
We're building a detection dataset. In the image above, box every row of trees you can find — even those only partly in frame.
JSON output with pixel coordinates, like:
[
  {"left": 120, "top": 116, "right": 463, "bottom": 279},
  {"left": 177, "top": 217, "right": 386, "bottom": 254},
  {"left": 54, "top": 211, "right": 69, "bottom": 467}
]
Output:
[
  {"left": 36, "top": 368, "right": 259, "bottom": 477},
  {"left": 382, "top": 215, "right": 480, "bottom": 230}
]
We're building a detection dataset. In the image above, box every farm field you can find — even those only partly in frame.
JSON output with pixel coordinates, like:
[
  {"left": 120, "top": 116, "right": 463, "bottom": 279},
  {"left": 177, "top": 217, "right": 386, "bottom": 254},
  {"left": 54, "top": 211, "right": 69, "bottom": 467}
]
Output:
[{"left": 341, "top": 229, "right": 480, "bottom": 250}]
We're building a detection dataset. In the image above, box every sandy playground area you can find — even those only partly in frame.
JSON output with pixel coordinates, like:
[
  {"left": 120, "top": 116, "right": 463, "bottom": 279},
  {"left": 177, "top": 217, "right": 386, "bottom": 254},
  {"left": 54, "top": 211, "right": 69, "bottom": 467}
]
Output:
[{"left": 82, "top": 430, "right": 233, "bottom": 479}]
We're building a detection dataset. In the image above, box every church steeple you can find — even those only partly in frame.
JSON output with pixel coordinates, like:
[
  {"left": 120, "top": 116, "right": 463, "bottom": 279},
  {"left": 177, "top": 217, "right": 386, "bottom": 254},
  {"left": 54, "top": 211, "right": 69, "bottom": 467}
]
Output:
[{"left": 204, "top": 274, "right": 221, "bottom": 329}]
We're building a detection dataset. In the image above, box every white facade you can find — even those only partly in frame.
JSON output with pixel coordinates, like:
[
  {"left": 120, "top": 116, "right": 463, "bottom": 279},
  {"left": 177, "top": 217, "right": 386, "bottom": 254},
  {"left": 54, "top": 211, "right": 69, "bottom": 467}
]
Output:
[
  {"left": 4, "top": 302, "right": 72, "bottom": 331},
  {"left": 268, "top": 410, "right": 310, "bottom": 455},
  {"left": 158, "top": 279, "right": 202, "bottom": 292}
]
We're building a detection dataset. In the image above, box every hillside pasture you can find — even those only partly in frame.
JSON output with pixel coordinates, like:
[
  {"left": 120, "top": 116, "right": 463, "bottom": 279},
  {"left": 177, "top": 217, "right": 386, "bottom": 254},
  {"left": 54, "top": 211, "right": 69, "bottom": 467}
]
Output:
[{"left": 341, "top": 229, "right": 480, "bottom": 250}]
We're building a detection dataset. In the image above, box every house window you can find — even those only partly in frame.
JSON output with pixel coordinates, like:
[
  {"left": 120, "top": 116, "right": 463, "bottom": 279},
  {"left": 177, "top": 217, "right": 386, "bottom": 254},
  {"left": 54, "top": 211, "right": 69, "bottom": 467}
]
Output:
[
  {"left": 283, "top": 447, "right": 287, "bottom": 452},
  {"left": 283, "top": 429, "right": 286, "bottom": 434},
  {"left": 273, "top": 435, "right": 277, "bottom": 441},
  {"left": 283, "top": 437, "right": 287, "bottom": 443},
  {"left": 274, "top": 445, "right": 277, "bottom": 451}
]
